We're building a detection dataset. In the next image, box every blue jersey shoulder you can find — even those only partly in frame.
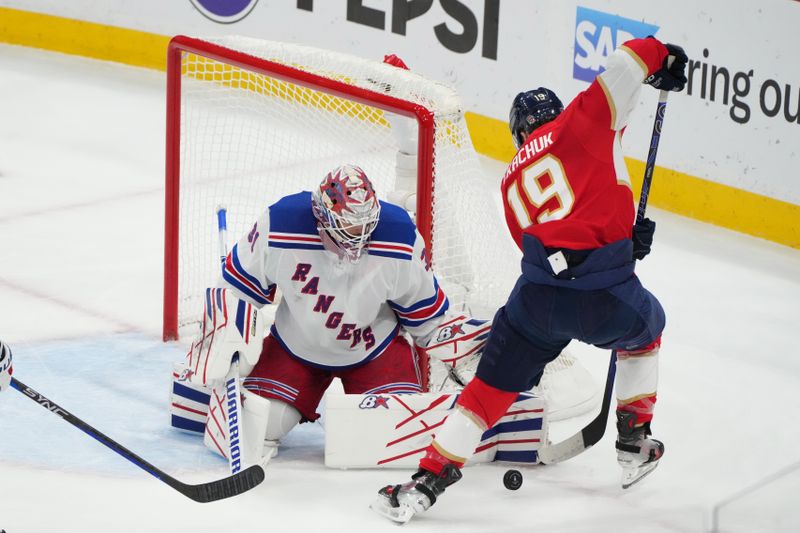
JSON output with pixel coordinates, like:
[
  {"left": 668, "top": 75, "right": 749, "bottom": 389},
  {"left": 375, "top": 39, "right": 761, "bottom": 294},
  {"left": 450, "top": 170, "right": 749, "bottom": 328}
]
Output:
[
  {"left": 372, "top": 201, "right": 417, "bottom": 248},
  {"left": 268, "top": 191, "right": 318, "bottom": 235}
]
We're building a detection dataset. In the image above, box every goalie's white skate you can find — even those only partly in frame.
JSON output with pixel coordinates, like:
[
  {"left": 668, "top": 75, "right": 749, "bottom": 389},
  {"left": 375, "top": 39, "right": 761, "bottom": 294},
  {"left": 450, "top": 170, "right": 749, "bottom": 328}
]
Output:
[
  {"left": 370, "top": 465, "right": 462, "bottom": 524},
  {"left": 616, "top": 411, "right": 664, "bottom": 489}
]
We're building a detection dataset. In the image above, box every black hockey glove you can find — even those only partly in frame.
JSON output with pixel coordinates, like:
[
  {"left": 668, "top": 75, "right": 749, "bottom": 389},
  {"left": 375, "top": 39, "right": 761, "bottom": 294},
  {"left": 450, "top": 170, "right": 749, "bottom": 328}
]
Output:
[
  {"left": 632, "top": 218, "right": 656, "bottom": 261},
  {"left": 645, "top": 41, "right": 688, "bottom": 92}
]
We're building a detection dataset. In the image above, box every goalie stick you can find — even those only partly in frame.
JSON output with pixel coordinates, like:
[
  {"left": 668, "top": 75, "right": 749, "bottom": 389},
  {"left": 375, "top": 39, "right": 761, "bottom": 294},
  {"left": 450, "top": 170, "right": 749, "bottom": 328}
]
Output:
[
  {"left": 538, "top": 89, "right": 670, "bottom": 465},
  {"left": 10, "top": 377, "right": 265, "bottom": 502},
  {"left": 217, "top": 205, "right": 246, "bottom": 475}
]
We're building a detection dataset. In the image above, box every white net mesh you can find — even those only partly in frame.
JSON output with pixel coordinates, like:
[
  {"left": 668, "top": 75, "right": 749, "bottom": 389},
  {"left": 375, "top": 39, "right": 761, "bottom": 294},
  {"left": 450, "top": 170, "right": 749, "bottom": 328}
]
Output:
[{"left": 169, "top": 35, "right": 597, "bottom": 416}]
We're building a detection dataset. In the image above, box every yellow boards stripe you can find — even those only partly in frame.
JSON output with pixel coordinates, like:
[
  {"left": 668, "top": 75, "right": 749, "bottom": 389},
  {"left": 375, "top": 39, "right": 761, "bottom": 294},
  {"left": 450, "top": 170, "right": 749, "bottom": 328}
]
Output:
[
  {"left": 625, "top": 160, "right": 800, "bottom": 249},
  {"left": 0, "top": 7, "right": 169, "bottom": 70}
]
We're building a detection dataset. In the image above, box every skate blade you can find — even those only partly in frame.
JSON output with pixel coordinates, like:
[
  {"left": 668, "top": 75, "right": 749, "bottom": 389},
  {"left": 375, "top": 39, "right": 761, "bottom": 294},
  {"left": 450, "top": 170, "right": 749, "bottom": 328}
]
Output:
[
  {"left": 621, "top": 461, "right": 660, "bottom": 489},
  {"left": 370, "top": 496, "right": 416, "bottom": 524}
]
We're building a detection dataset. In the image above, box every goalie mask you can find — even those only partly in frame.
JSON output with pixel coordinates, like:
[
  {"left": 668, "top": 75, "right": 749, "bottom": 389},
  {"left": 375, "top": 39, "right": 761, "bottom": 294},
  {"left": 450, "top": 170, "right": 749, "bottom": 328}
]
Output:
[
  {"left": 312, "top": 164, "right": 381, "bottom": 261},
  {"left": 509, "top": 88, "right": 564, "bottom": 149}
]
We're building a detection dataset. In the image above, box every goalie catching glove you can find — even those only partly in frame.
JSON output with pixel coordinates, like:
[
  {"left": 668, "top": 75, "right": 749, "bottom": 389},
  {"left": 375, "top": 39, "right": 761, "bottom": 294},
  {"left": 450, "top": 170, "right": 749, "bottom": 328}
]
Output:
[
  {"left": 186, "top": 288, "right": 266, "bottom": 387},
  {"left": 418, "top": 315, "right": 491, "bottom": 387}
]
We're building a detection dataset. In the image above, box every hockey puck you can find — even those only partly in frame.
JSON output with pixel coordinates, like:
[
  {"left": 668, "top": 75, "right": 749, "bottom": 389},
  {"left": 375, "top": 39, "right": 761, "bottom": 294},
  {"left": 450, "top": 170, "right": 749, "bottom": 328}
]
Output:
[{"left": 503, "top": 469, "right": 523, "bottom": 490}]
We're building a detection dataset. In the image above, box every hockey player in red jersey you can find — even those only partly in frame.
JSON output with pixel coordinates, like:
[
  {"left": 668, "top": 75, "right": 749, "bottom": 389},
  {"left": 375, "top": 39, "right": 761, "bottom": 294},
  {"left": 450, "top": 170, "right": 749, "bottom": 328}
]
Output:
[{"left": 372, "top": 36, "right": 688, "bottom": 523}]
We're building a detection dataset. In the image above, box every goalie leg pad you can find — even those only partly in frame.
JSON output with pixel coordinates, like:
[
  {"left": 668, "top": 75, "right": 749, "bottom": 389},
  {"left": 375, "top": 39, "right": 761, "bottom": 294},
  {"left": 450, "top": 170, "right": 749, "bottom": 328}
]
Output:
[
  {"left": 204, "top": 386, "right": 271, "bottom": 467},
  {"left": 324, "top": 390, "right": 546, "bottom": 469},
  {"left": 493, "top": 393, "right": 547, "bottom": 464},
  {"left": 170, "top": 362, "right": 211, "bottom": 434}
]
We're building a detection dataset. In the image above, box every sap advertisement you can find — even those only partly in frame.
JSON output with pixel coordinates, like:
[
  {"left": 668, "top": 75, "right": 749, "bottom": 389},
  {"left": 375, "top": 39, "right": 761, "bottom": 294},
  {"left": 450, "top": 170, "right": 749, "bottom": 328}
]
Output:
[{"left": 3, "top": 0, "right": 799, "bottom": 205}]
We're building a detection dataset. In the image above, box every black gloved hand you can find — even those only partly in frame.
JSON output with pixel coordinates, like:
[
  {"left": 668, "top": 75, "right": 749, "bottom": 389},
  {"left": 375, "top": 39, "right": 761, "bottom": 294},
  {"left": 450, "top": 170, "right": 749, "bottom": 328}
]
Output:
[
  {"left": 645, "top": 42, "right": 688, "bottom": 92},
  {"left": 632, "top": 218, "right": 656, "bottom": 261}
]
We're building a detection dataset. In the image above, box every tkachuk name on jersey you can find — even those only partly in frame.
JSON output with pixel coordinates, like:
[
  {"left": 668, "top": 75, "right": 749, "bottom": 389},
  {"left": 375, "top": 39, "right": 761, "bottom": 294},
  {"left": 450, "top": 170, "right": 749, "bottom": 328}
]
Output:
[{"left": 504, "top": 132, "right": 554, "bottom": 179}]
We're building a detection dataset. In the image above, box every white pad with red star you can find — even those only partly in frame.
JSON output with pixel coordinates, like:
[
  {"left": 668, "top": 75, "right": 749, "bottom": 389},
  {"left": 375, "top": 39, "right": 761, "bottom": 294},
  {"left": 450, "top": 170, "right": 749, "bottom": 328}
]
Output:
[{"left": 324, "top": 391, "right": 546, "bottom": 468}]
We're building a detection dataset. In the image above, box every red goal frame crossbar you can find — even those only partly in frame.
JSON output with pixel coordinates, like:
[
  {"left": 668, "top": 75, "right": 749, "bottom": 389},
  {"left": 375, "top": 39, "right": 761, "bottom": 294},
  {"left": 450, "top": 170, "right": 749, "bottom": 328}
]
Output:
[{"left": 163, "top": 35, "right": 436, "bottom": 341}]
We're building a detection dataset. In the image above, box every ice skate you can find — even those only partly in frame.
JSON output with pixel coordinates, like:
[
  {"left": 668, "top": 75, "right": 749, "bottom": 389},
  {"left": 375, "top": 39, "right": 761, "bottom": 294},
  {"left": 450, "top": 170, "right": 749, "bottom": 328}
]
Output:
[
  {"left": 616, "top": 411, "right": 664, "bottom": 489},
  {"left": 370, "top": 464, "right": 462, "bottom": 524}
]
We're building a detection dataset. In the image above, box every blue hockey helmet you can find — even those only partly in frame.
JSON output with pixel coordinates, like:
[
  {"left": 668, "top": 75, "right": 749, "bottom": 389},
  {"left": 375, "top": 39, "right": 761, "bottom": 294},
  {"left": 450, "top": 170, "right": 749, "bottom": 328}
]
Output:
[{"left": 509, "top": 88, "right": 564, "bottom": 149}]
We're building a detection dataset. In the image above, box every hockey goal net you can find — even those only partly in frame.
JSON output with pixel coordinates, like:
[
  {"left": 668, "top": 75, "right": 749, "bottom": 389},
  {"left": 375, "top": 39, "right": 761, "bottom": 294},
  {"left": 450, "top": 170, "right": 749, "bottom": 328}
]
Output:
[{"left": 163, "top": 35, "right": 598, "bottom": 419}]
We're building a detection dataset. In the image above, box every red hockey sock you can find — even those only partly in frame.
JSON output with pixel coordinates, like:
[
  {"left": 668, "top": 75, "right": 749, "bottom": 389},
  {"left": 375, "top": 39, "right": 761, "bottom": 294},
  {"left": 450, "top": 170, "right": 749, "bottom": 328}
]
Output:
[
  {"left": 419, "top": 444, "right": 465, "bottom": 475},
  {"left": 457, "top": 376, "right": 519, "bottom": 428},
  {"left": 617, "top": 395, "right": 657, "bottom": 426}
]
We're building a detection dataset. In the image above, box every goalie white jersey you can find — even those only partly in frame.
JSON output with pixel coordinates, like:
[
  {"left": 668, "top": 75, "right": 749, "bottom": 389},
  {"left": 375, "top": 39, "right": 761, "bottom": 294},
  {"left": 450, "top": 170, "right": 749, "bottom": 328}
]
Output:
[{"left": 221, "top": 191, "right": 449, "bottom": 369}]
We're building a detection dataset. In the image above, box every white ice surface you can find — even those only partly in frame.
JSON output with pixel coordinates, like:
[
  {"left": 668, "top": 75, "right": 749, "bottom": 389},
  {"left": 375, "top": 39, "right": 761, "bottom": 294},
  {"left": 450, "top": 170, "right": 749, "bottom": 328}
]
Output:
[{"left": 1, "top": 44, "right": 799, "bottom": 533}]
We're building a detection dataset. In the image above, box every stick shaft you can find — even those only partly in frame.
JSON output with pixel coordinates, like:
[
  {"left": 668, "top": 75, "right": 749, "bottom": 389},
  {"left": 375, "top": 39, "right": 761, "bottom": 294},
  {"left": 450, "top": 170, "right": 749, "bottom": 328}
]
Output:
[
  {"left": 217, "top": 206, "right": 228, "bottom": 272},
  {"left": 637, "top": 90, "right": 669, "bottom": 223},
  {"left": 215, "top": 205, "right": 245, "bottom": 475}
]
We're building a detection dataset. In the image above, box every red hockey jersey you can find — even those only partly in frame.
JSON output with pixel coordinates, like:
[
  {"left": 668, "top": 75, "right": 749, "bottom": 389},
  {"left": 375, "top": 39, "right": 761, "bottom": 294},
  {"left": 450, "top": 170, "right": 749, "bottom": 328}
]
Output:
[{"left": 500, "top": 38, "right": 667, "bottom": 251}]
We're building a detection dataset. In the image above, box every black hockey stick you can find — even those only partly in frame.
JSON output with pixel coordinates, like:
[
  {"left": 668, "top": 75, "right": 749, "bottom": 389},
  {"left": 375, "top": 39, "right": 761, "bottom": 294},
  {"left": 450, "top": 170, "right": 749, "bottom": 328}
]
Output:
[
  {"left": 538, "top": 90, "right": 670, "bottom": 465},
  {"left": 636, "top": 89, "right": 670, "bottom": 225},
  {"left": 10, "top": 377, "right": 265, "bottom": 502}
]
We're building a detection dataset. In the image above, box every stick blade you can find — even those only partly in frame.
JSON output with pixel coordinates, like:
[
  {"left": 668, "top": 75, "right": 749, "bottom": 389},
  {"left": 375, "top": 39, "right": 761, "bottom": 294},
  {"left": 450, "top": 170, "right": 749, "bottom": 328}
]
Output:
[
  {"left": 538, "top": 433, "right": 589, "bottom": 465},
  {"left": 538, "top": 418, "right": 605, "bottom": 464},
  {"left": 539, "top": 352, "right": 616, "bottom": 465},
  {"left": 177, "top": 464, "right": 266, "bottom": 503}
]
